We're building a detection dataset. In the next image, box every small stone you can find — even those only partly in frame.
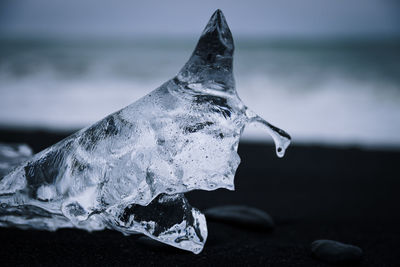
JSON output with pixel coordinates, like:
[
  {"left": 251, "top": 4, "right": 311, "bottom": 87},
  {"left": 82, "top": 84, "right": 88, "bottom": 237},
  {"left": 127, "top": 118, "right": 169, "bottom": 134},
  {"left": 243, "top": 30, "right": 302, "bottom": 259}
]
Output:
[
  {"left": 311, "top": 239, "right": 363, "bottom": 263},
  {"left": 204, "top": 205, "right": 274, "bottom": 230}
]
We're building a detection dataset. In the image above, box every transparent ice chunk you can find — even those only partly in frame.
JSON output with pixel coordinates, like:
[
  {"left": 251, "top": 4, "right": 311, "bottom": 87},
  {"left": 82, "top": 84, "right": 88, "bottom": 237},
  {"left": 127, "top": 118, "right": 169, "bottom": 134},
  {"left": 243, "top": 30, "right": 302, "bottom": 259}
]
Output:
[{"left": 0, "top": 10, "right": 290, "bottom": 253}]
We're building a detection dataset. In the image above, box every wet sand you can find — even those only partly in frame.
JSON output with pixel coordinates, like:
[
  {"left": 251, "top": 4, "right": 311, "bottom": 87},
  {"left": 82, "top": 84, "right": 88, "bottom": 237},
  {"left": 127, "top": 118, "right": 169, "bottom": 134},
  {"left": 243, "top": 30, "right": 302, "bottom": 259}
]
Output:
[{"left": 0, "top": 129, "right": 399, "bottom": 266}]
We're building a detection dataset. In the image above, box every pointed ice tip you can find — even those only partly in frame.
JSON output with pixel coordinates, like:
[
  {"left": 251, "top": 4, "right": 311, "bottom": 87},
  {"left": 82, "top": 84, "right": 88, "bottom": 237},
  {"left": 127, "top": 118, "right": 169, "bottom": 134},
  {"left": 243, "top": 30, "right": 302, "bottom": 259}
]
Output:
[
  {"left": 176, "top": 10, "right": 235, "bottom": 93},
  {"left": 200, "top": 9, "right": 233, "bottom": 51},
  {"left": 181, "top": 9, "right": 234, "bottom": 70},
  {"left": 209, "top": 9, "right": 225, "bottom": 28}
]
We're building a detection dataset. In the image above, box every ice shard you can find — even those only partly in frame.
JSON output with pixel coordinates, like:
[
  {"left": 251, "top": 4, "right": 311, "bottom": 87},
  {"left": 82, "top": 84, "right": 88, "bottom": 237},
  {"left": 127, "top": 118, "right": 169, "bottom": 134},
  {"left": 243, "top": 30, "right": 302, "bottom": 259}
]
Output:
[{"left": 0, "top": 10, "right": 290, "bottom": 254}]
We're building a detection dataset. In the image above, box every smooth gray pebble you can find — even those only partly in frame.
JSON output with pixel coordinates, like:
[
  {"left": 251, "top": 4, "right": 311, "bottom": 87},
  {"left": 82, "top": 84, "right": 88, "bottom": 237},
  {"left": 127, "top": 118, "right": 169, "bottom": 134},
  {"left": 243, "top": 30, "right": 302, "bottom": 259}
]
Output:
[
  {"left": 204, "top": 205, "right": 274, "bottom": 230},
  {"left": 311, "top": 239, "right": 363, "bottom": 263}
]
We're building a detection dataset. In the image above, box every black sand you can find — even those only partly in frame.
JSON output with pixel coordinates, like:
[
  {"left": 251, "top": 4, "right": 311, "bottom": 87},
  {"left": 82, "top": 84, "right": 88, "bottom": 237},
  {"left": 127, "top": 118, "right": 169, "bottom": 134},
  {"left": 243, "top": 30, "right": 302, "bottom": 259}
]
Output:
[{"left": 0, "top": 129, "right": 399, "bottom": 266}]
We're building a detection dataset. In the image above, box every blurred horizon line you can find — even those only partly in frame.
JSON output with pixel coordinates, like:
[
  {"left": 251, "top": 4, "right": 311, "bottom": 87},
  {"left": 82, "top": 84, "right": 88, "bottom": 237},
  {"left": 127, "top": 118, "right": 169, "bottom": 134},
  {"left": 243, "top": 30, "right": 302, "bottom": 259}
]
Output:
[
  {"left": 1, "top": 33, "right": 400, "bottom": 48},
  {"left": 1, "top": 124, "right": 400, "bottom": 152},
  {"left": 2, "top": 31, "right": 400, "bottom": 39}
]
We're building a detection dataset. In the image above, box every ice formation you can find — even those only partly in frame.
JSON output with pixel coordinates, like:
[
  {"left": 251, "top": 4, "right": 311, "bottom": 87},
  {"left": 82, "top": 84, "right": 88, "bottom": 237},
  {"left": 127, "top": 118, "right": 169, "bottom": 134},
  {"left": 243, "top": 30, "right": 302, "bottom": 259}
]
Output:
[{"left": 0, "top": 10, "right": 290, "bottom": 254}]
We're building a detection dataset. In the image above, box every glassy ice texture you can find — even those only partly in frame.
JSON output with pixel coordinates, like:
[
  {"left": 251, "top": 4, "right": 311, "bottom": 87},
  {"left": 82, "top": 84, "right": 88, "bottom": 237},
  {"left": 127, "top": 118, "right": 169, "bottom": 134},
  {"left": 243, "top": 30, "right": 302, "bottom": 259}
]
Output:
[{"left": 0, "top": 10, "right": 290, "bottom": 254}]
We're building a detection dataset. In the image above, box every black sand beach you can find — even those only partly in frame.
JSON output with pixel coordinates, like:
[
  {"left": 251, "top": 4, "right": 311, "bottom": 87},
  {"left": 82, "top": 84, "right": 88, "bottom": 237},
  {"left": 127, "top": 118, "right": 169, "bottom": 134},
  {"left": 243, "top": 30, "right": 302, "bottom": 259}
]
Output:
[{"left": 0, "top": 129, "right": 399, "bottom": 266}]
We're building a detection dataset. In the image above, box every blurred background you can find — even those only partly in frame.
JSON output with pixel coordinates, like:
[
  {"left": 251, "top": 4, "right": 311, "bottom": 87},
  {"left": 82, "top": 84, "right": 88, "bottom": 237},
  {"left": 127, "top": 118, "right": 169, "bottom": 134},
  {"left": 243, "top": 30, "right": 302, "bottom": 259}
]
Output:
[{"left": 0, "top": 0, "right": 399, "bottom": 148}]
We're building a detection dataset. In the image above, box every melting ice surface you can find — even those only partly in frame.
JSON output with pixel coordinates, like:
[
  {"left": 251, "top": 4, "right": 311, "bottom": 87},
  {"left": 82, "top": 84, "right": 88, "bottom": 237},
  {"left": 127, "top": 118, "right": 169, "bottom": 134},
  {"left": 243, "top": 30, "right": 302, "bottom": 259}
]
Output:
[{"left": 0, "top": 10, "right": 290, "bottom": 254}]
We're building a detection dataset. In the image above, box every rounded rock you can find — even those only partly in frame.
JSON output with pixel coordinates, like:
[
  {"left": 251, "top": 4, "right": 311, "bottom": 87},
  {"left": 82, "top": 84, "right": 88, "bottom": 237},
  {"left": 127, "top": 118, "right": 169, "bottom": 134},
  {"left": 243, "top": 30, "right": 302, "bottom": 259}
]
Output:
[
  {"left": 204, "top": 205, "right": 274, "bottom": 230},
  {"left": 311, "top": 239, "right": 363, "bottom": 263}
]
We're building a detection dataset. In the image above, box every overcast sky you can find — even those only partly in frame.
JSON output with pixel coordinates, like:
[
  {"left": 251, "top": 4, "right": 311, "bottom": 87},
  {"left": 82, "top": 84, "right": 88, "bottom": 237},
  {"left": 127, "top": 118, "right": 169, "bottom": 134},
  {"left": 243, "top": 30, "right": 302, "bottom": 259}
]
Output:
[{"left": 0, "top": 0, "right": 399, "bottom": 38}]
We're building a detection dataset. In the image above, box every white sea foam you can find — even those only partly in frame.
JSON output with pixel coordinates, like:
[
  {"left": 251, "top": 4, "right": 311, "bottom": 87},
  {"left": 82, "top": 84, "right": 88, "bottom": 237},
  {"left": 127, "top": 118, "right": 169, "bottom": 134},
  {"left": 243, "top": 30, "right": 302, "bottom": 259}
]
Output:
[
  {"left": 0, "top": 39, "right": 399, "bottom": 148},
  {"left": 238, "top": 73, "right": 400, "bottom": 148}
]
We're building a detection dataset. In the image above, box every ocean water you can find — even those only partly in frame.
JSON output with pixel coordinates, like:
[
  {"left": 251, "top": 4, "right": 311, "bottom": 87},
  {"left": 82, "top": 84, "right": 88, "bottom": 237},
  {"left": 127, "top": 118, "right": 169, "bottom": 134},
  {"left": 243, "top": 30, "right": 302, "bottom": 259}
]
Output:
[{"left": 0, "top": 38, "right": 399, "bottom": 148}]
